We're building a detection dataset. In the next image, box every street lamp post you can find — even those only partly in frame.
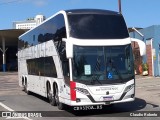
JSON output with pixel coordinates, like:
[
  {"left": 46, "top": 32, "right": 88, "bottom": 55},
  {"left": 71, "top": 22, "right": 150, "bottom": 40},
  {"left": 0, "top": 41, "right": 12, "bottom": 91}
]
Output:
[
  {"left": 0, "top": 37, "right": 8, "bottom": 72},
  {"left": 118, "top": 0, "right": 122, "bottom": 14}
]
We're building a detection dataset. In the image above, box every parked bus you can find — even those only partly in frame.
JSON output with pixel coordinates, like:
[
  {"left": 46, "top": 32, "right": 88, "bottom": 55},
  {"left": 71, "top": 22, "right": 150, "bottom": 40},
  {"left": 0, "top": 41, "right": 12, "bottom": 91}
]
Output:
[{"left": 18, "top": 9, "right": 146, "bottom": 110}]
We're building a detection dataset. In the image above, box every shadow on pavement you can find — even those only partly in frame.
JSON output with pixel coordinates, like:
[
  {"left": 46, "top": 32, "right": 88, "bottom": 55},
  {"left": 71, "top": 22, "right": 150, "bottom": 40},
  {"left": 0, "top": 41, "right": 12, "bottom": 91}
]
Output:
[
  {"left": 26, "top": 91, "right": 147, "bottom": 116},
  {"left": 64, "top": 98, "right": 147, "bottom": 116}
]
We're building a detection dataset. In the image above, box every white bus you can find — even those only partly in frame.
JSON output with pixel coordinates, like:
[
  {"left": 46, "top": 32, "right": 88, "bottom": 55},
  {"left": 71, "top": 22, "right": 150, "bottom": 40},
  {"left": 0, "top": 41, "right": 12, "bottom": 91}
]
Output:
[{"left": 18, "top": 9, "right": 146, "bottom": 110}]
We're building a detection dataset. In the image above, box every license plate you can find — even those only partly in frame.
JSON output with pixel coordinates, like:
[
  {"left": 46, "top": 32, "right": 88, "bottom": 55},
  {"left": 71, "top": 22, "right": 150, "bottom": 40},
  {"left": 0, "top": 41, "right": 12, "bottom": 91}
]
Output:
[
  {"left": 103, "top": 96, "right": 113, "bottom": 101},
  {"left": 73, "top": 105, "right": 103, "bottom": 110}
]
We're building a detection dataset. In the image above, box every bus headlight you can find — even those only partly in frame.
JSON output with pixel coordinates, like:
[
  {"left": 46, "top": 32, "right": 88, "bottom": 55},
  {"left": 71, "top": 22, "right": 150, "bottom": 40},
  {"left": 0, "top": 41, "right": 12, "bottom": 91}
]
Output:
[
  {"left": 124, "top": 84, "right": 134, "bottom": 93},
  {"left": 75, "top": 87, "right": 90, "bottom": 95}
]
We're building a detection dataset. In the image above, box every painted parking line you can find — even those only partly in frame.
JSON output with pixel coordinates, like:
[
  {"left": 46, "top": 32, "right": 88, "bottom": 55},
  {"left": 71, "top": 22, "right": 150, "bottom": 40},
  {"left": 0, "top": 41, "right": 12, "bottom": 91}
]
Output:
[
  {"left": 0, "top": 102, "right": 14, "bottom": 111},
  {"left": 0, "top": 102, "right": 32, "bottom": 120}
]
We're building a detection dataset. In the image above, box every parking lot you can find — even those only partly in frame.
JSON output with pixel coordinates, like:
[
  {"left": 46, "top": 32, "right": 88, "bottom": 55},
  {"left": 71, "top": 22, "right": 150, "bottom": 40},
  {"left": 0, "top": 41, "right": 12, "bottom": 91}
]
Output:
[{"left": 0, "top": 72, "right": 160, "bottom": 119}]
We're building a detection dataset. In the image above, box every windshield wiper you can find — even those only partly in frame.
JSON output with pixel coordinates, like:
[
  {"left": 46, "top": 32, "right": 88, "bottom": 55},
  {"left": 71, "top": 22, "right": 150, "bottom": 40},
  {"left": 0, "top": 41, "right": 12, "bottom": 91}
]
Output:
[
  {"left": 91, "top": 56, "right": 102, "bottom": 85},
  {"left": 91, "top": 73, "right": 102, "bottom": 85}
]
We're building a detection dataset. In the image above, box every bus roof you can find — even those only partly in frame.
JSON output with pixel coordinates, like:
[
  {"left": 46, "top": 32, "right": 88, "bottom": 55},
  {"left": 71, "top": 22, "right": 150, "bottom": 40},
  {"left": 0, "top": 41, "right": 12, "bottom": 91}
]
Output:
[
  {"left": 65, "top": 9, "right": 120, "bottom": 15},
  {"left": 19, "top": 9, "right": 120, "bottom": 38}
]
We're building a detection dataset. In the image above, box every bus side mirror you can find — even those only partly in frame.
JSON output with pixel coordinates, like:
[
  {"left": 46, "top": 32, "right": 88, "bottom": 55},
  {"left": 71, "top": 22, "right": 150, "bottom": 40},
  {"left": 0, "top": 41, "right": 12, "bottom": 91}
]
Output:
[
  {"left": 131, "top": 38, "right": 146, "bottom": 56},
  {"left": 62, "top": 38, "right": 73, "bottom": 58}
]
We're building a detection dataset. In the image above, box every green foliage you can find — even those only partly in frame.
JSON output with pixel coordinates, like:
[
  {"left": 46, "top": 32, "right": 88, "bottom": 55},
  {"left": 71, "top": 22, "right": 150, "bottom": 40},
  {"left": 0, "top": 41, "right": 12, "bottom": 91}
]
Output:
[{"left": 142, "top": 63, "right": 148, "bottom": 71}]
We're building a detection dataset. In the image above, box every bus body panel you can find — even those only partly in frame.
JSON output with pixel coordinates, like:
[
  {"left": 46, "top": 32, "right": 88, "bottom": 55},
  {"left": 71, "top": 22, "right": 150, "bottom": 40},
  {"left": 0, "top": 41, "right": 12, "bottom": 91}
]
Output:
[
  {"left": 63, "top": 79, "right": 135, "bottom": 106},
  {"left": 17, "top": 9, "right": 142, "bottom": 109}
]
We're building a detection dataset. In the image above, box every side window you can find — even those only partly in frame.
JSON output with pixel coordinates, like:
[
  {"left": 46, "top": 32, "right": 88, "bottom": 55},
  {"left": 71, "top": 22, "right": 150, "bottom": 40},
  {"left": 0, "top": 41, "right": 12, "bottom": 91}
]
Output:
[
  {"left": 60, "top": 42, "right": 70, "bottom": 85},
  {"left": 62, "top": 59, "right": 70, "bottom": 85},
  {"left": 19, "top": 14, "right": 67, "bottom": 50},
  {"left": 27, "top": 57, "right": 57, "bottom": 78},
  {"left": 27, "top": 59, "right": 31, "bottom": 74},
  {"left": 44, "top": 57, "right": 57, "bottom": 77},
  {"left": 54, "top": 14, "right": 67, "bottom": 41},
  {"left": 37, "top": 14, "right": 67, "bottom": 43},
  {"left": 27, "top": 59, "right": 36, "bottom": 75},
  {"left": 37, "top": 58, "right": 45, "bottom": 76}
]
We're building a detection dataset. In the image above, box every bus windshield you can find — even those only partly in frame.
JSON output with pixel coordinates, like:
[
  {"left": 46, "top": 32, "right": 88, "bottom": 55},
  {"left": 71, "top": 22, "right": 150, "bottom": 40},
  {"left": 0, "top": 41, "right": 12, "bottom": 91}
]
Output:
[
  {"left": 72, "top": 45, "right": 134, "bottom": 85},
  {"left": 67, "top": 14, "right": 129, "bottom": 39}
]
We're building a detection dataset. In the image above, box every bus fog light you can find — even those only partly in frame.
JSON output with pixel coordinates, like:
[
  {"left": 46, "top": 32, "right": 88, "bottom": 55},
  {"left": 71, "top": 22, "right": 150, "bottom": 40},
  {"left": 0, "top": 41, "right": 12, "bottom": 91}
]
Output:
[
  {"left": 75, "top": 87, "right": 90, "bottom": 95},
  {"left": 76, "top": 98, "right": 81, "bottom": 102},
  {"left": 124, "top": 84, "right": 134, "bottom": 93},
  {"left": 131, "top": 94, "right": 135, "bottom": 98}
]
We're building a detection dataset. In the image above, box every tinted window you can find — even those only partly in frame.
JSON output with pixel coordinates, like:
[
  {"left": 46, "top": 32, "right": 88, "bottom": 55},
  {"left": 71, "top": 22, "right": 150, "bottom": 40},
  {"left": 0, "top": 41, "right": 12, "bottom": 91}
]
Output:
[
  {"left": 57, "top": 41, "right": 70, "bottom": 85},
  {"left": 72, "top": 45, "right": 134, "bottom": 85},
  {"left": 68, "top": 14, "right": 129, "bottom": 39},
  {"left": 45, "top": 57, "right": 57, "bottom": 77},
  {"left": 18, "top": 14, "right": 66, "bottom": 50},
  {"left": 27, "top": 57, "right": 57, "bottom": 77}
]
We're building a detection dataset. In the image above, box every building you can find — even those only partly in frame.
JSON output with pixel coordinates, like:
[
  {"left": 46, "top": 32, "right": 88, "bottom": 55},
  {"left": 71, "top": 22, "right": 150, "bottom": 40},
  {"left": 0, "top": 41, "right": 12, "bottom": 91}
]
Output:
[
  {"left": 130, "top": 25, "right": 160, "bottom": 76},
  {"left": 0, "top": 29, "right": 27, "bottom": 71},
  {"left": 0, "top": 15, "right": 46, "bottom": 72},
  {"left": 13, "top": 15, "right": 46, "bottom": 29}
]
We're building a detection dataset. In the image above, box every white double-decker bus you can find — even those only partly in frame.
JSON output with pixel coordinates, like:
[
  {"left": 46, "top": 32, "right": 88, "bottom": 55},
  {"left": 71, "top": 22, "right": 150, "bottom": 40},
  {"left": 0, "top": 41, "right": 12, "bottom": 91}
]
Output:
[{"left": 18, "top": 9, "right": 146, "bottom": 110}]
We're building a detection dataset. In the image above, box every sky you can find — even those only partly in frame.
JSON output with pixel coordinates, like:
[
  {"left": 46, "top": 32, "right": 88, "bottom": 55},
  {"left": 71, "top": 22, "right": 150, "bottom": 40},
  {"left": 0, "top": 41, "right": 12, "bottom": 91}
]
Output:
[{"left": 0, "top": 0, "right": 160, "bottom": 30}]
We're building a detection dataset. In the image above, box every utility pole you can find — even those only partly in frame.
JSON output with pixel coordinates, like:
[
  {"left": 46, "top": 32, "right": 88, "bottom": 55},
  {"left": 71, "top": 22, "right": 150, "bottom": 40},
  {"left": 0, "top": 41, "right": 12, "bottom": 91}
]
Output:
[{"left": 118, "top": 0, "right": 122, "bottom": 14}]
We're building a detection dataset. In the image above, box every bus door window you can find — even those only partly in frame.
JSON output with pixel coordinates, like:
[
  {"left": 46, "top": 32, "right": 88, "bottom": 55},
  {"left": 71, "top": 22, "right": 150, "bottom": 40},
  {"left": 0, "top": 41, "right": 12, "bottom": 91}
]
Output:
[
  {"left": 62, "top": 60, "right": 70, "bottom": 85},
  {"left": 60, "top": 44, "right": 70, "bottom": 85}
]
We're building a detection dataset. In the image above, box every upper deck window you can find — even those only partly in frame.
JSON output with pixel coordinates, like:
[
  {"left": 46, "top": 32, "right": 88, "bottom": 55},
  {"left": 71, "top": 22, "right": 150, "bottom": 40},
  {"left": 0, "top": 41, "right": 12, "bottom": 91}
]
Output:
[{"left": 67, "top": 14, "right": 129, "bottom": 39}]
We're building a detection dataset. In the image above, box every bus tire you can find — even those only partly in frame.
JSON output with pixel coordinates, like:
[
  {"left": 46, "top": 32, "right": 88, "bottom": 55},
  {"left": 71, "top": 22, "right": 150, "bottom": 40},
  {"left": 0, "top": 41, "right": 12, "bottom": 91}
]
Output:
[
  {"left": 22, "top": 78, "right": 25, "bottom": 91},
  {"left": 58, "top": 102, "right": 65, "bottom": 110},
  {"left": 55, "top": 85, "right": 65, "bottom": 110},
  {"left": 24, "top": 80, "right": 30, "bottom": 95},
  {"left": 48, "top": 84, "right": 56, "bottom": 106},
  {"left": 108, "top": 104, "right": 114, "bottom": 107}
]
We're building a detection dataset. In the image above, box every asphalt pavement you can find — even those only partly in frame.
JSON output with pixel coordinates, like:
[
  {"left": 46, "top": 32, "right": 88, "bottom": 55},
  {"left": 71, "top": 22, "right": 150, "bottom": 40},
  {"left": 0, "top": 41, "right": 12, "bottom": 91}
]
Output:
[{"left": 0, "top": 72, "right": 160, "bottom": 119}]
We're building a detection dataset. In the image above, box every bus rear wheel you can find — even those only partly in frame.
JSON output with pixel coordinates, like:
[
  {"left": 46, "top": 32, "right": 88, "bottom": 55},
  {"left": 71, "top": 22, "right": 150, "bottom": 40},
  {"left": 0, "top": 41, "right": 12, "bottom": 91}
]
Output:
[
  {"left": 24, "top": 80, "right": 30, "bottom": 95},
  {"left": 55, "top": 85, "right": 65, "bottom": 110},
  {"left": 48, "top": 85, "right": 56, "bottom": 106}
]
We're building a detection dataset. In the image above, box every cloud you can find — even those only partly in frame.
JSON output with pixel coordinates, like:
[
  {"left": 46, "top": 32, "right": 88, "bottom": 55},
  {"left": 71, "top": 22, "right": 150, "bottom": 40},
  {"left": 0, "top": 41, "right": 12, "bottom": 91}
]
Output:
[
  {"left": 0, "top": 0, "right": 48, "bottom": 6},
  {"left": 69, "top": 0, "right": 82, "bottom": 5},
  {"left": 20, "top": 0, "right": 48, "bottom": 7},
  {"left": 0, "top": 0, "right": 24, "bottom": 5},
  {"left": 33, "top": 0, "right": 47, "bottom": 7}
]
